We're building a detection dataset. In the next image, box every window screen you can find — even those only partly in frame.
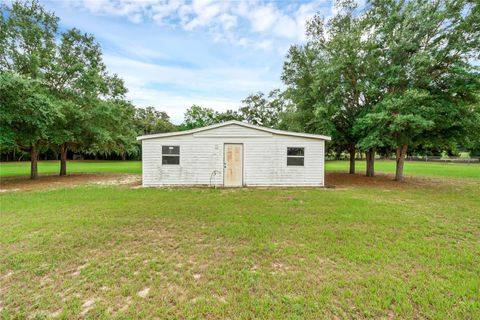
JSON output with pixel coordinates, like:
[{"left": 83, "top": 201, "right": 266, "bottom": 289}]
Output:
[
  {"left": 287, "top": 147, "right": 304, "bottom": 166},
  {"left": 162, "top": 146, "right": 180, "bottom": 165}
]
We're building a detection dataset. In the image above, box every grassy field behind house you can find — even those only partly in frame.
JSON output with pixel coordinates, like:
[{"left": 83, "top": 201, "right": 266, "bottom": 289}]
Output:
[
  {"left": 1, "top": 159, "right": 479, "bottom": 178},
  {"left": 0, "top": 160, "right": 142, "bottom": 177},
  {"left": 327, "top": 160, "right": 480, "bottom": 178}
]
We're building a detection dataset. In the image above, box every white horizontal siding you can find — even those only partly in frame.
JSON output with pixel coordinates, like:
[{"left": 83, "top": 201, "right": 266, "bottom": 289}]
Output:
[
  {"left": 142, "top": 138, "right": 223, "bottom": 186},
  {"left": 142, "top": 124, "right": 325, "bottom": 187},
  {"left": 243, "top": 138, "right": 324, "bottom": 186}
]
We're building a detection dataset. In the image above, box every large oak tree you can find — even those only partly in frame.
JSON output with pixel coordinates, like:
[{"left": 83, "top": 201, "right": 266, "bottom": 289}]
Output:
[
  {"left": 1, "top": 0, "right": 59, "bottom": 178},
  {"left": 282, "top": 1, "right": 380, "bottom": 175},
  {"left": 283, "top": 0, "right": 480, "bottom": 181},
  {"left": 0, "top": 73, "right": 59, "bottom": 178},
  {"left": 358, "top": 0, "right": 480, "bottom": 181},
  {"left": 1, "top": 0, "right": 140, "bottom": 177}
]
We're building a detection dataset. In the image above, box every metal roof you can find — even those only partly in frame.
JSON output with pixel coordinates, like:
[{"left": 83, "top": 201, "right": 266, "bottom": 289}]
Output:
[{"left": 137, "top": 120, "right": 331, "bottom": 141}]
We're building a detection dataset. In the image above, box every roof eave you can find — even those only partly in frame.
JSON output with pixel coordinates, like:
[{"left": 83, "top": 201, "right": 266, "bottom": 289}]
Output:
[{"left": 136, "top": 120, "right": 331, "bottom": 141}]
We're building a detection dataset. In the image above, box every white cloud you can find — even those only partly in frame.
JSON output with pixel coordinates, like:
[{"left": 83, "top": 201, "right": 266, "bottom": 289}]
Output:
[
  {"left": 151, "top": 0, "right": 185, "bottom": 24},
  {"left": 248, "top": 5, "right": 278, "bottom": 32},
  {"left": 129, "top": 12, "right": 143, "bottom": 23},
  {"left": 70, "top": 0, "right": 333, "bottom": 45},
  {"left": 237, "top": 37, "right": 250, "bottom": 47},
  {"left": 273, "top": 15, "right": 298, "bottom": 38},
  {"left": 51, "top": 1, "right": 336, "bottom": 123},
  {"left": 217, "top": 13, "right": 237, "bottom": 30},
  {"left": 104, "top": 54, "right": 278, "bottom": 92},
  {"left": 103, "top": 54, "right": 279, "bottom": 123},
  {"left": 183, "top": 0, "right": 223, "bottom": 30},
  {"left": 256, "top": 40, "right": 273, "bottom": 51}
]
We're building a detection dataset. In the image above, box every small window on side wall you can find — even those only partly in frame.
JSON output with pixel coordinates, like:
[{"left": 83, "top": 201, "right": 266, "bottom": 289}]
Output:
[
  {"left": 287, "top": 147, "right": 305, "bottom": 166},
  {"left": 162, "top": 146, "right": 180, "bottom": 165}
]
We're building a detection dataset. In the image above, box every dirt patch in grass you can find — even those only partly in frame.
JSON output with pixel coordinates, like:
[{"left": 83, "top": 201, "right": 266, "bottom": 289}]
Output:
[
  {"left": 1, "top": 171, "right": 476, "bottom": 193},
  {"left": 325, "top": 172, "right": 470, "bottom": 189},
  {"left": 137, "top": 287, "right": 150, "bottom": 298},
  {"left": 0, "top": 173, "right": 141, "bottom": 192}
]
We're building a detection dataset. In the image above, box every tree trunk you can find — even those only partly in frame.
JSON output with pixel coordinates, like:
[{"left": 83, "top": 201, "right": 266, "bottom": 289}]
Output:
[
  {"left": 60, "top": 143, "right": 67, "bottom": 176},
  {"left": 30, "top": 145, "right": 38, "bottom": 180},
  {"left": 121, "top": 152, "right": 126, "bottom": 161},
  {"left": 349, "top": 146, "right": 356, "bottom": 174},
  {"left": 366, "top": 149, "right": 375, "bottom": 177},
  {"left": 395, "top": 144, "right": 408, "bottom": 181}
]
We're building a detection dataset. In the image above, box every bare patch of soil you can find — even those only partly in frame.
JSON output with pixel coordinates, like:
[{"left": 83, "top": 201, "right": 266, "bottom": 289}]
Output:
[
  {"left": 81, "top": 298, "right": 95, "bottom": 316},
  {"left": 71, "top": 263, "right": 89, "bottom": 277},
  {"left": 0, "top": 173, "right": 141, "bottom": 192},
  {"left": 325, "top": 172, "right": 461, "bottom": 189},
  {"left": 1, "top": 171, "right": 474, "bottom": 193},
  {"left": 137, "top": 287, "right": 150, "bottom": 298}
]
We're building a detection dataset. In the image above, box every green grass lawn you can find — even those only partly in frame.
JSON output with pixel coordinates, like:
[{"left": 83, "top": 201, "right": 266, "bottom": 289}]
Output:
[
  {"left": 1, "top": 160, "right": 479, "bottom": 318},
  {"left": 1, "top": 179, "right": 480, "bottom": 318},
  {"left": 328, "top": 159, "right": 480, "bottom": 178},
  {"left": 1, "top": 159, "right": 479, "bottom": 178},
  {"left": 0, "top": 160, "right": 142, "bottom": 177}
]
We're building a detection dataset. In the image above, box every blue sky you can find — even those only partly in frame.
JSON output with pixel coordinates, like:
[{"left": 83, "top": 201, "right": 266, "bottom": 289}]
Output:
[{"left": 41, "top": 0, "right": 335, "bottom": 123}]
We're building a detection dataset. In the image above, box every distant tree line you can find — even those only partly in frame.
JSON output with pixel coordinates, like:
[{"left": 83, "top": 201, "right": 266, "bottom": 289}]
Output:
[{"left": 179, "top": 89, "right": 292, "bottom": 130}]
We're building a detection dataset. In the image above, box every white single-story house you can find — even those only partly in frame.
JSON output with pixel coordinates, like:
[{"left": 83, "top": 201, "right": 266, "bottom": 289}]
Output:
[{"left": 137, "top": 120, "right": 331, "bottom": 187}]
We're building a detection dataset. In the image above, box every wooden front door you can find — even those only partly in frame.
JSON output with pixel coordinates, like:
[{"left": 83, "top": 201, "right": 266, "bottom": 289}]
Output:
[{"left": 224, "top": 144, "right": 243, "bottom": 187}]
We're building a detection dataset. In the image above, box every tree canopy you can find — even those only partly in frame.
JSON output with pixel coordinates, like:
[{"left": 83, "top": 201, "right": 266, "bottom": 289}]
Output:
[
  {"left": 134, "top": 107, "right": 177, "bottom": 136},
  {"left": 282, "top": 0, "right": 480, "bottom": 180},
  {"left": 181, "top": 89, "right": 291, "bottom": 130},
  {"left": 0, "top": 0, "right": 140, "bottom": 177}
]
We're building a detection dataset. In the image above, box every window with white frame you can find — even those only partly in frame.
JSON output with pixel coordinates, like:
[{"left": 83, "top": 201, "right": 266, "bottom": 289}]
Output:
[
  {"left": 162, "top": 146, "right": 180, "bottom": 165},
  {"left": 287, "top": 147, "right": 304, "bottom": 166}
]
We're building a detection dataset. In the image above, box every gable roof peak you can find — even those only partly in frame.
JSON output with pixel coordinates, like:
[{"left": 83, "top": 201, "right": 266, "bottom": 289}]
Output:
[{"left": 137, "top": 120, "right": 331, "bottom": 141}]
